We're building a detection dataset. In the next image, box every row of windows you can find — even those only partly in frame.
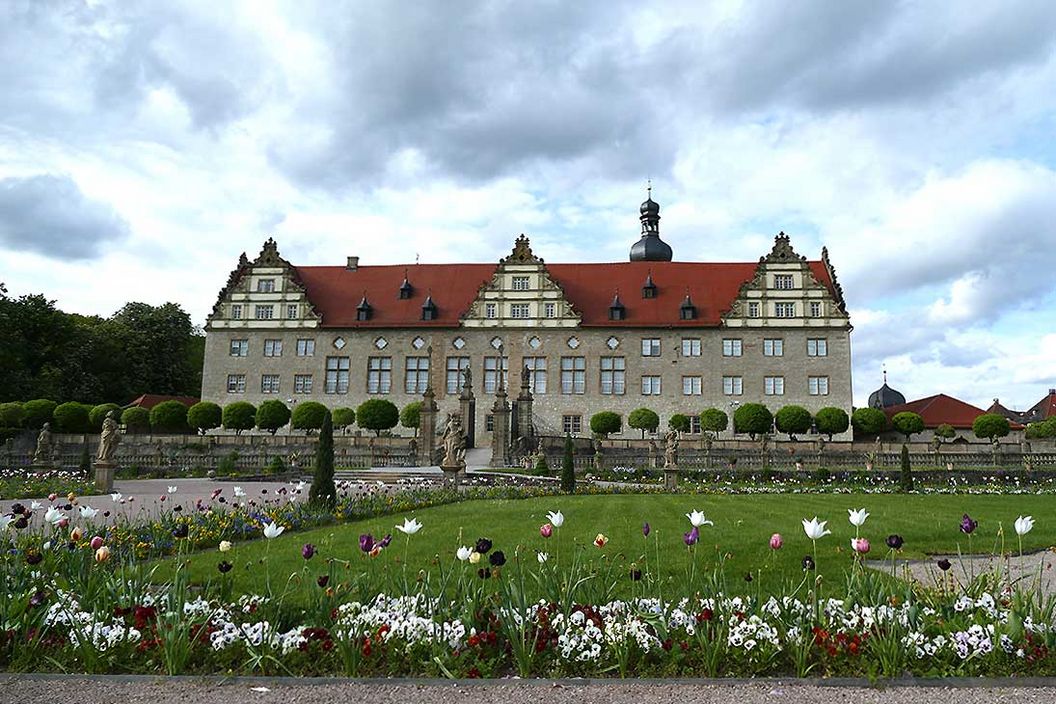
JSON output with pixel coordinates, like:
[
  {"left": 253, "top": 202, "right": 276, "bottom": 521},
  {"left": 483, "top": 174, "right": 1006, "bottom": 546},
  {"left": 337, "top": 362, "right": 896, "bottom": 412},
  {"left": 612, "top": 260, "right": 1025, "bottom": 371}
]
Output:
[
  {"left": 230, "top": 338, "right": 316, "bottom": 357},
  {"left": 721, "top": 338, "right": 828, "bottom": 357},
  {"left": 745, "top": 300, "right": 824, "bottom": 318},
  {"left": 484, "top": 301, "right": 558, "bottom": 319},
  {"left": 560, "top": 413, "right": 708, "bottom": 435},
  {"left": 230, "top": 304, "right": 301, "bottom": 321}
]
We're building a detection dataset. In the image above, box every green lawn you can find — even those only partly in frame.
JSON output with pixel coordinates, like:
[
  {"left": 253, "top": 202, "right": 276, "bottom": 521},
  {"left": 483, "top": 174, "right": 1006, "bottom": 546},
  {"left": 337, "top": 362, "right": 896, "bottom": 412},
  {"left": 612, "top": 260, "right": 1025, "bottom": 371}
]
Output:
[{"left": 160, "top": 493, "right": 1056, "bottom": 600}]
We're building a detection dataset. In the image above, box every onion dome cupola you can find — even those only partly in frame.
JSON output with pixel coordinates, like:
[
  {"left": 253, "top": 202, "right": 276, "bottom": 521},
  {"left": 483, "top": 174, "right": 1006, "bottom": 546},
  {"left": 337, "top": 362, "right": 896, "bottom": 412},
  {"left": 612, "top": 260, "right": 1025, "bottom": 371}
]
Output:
[
  {"left": 629, "top": 184, "right": 673, "bottom": 262},
  {"left": 868, "top": 370, "right": 906, "bottom": 409},
  {"left": 356, "top": 293, "right": 373, "bottom": 321},
  {"left": 609, "top": 291, "right": 626, "bottom": 321},
  {"left": 399, "top": 270, "right": 413, "bottom": 299}
]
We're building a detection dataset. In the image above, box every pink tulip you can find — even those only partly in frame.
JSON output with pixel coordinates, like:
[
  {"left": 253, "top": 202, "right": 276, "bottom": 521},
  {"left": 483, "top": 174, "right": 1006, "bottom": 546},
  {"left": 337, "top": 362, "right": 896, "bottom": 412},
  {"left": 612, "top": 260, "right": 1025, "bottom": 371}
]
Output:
[
  {"left": 540, "top": 523, "right": 553, "bottom": 538},
  {"left": 90, "top": 536, "right": 104, "bottom": 550},
  {"left": 851, "top": 538, "right": 871, "bottom": 554},
  {"left": 48, "top": 493, "right": 57, "bottom": 502},
  {"left": 57, "top": 518, "right": 69, "bottom": 529},
  {"left": 769, "top": 533, "right": 783, "bottom": 550}
]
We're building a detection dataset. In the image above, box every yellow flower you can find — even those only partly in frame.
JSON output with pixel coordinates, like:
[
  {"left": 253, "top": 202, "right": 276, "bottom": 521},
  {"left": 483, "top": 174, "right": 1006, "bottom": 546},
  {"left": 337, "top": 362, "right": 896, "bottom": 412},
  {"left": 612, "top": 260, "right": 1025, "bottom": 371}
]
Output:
[
  {"left": 593, "top": 533, "right": 609, "bottom": 548},
  {"left": 95, "top": 546, "right": 111, "bottom": 563},
  {"left": 469, "top": 551, "right": 482, "bottom": 564},
  {"left": 219, "top": 541, "right": 233, "bottom": 552}
]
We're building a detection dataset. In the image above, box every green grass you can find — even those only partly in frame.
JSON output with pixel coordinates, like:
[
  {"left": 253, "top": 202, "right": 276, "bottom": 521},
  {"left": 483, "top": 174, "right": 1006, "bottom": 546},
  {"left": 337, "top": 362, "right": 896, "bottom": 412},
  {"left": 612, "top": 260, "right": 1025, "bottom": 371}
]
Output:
[{"left": 159, "top": 493, "right": 1056, "bottom": 600}]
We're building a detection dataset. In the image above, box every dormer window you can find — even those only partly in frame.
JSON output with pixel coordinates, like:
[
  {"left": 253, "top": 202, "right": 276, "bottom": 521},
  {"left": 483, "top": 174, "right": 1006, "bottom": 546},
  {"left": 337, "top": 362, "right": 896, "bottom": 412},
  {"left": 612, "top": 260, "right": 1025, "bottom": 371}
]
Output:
[
  {"left": 680, "top": 293, "right": 696, "bottom": 320},
  {"left": 642, "top": 273, "right": 657, "bottom": 299},
  {"left": 399, "top": 273, "right": 413, "bottom": 299},
  {"left": 421, "top": 296, "right": 438, "bottom": 321},
  {"left": 609, "top": 293, "right": 626, "bottom": 321},
  {"left": 356, "top": 295, "right": 372, "bottom": 321}
]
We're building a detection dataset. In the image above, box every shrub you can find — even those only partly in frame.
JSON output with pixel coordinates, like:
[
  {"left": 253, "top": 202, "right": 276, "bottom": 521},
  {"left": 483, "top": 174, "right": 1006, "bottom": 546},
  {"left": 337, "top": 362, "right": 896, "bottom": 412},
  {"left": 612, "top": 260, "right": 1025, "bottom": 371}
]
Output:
[
  {"left": 0, "top": 402, "right": 24, "bottom": 428},
  {"left": 668, "top": 414, "right": 691, "bottom": 433},
  {"left": 590, "top": 411, "right": 622, "bottom": 437},
  {"left": 309, "top": 410, "right": 336, "bottom": 508},
  {"left": 534, "top": 452, "right": 550, "bottom": 477},
  {"left": 733, "top": 403, "right": 773, "bottom": 439},
  {"left": 972, "top": 413, "right": 1011, "bottom": 442},
  {"left": 150, "top": 400, "right": 189, "bottom": 433},
  {"left": 774, "top": 405, "right": 812, "bottom": 440},
  {"left": 222, "top": 402, "right": 256, "bottom": 435},
  {"left": 814, "top": 407, "right": 849, "bottom": 441},
  {"left": 900, "top": 443, "right": 914, "bottom": 492},
  {"left": 561, "top": 433, "right": 575, "bottom": 493},
  {"left": 814, "top": 466, "right": 830, "bottom": 482},
  {"left": 400, "top": 401, "right": 423, "bottom": 437},
  {"left": 332, "top": 407, "right": 356, "bottom": 432},
  {"left": 934, "top": 423, "right": 957, "bottom": 443},
  {"left": 22, "top": 399, "right": 57, "bottom": 429},
  {"left": 1026, "top": 418, "right": 1056, "bottom": 439},
  {"left": 699, "top": 408, "right": 729, "bottom": 436},
  {"left": 218, "top": 450, "right": 239, "bottom": 475},
  {"left": 851, "top": 407, "right": 887, "bottom": 439},
  {"left": 628, "top": 408, "right": 659, "bottom": 438},
  {"left": 121, "top": 406, "right": 150, "bottom": 433},
  {"left": 89, "top": 403, "right": 122, "bottom": 432},
  {"left": 356, "top": 399, "right": 399, "bottom": 437},
  {"left": 291, "top": 401, "right": 328, "bottom": 433},
  {"left": 53, "top": 402, "right": 92, "bottom": 433},
  {"left": 256, "top": 400, "right": 291, "bottom": 435},
  {"left": 187, "top": 401, "right": 222, "bottom": 435},
  {"left": 890, "top": 411, "right": 925, "bottom": 440},
  {"left": 264, "top": 455, "right": 285, "bottom": 475}
]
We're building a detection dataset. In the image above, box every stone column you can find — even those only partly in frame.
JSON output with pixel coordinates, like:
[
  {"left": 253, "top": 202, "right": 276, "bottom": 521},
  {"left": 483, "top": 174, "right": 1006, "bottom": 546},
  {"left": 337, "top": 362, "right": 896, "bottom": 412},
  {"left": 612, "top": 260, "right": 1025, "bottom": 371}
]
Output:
[
  {"left": 459, "top": 368, "right": 476, "bottom": 448},
  {"left": 490, "top": 380, "right": 510, "bottom": 468},
  {"left": 419, "top": 386, "right": 438, "bottom": 466},
  {"left": 516, "top": 364, "right": 534, "bottom": 443}
]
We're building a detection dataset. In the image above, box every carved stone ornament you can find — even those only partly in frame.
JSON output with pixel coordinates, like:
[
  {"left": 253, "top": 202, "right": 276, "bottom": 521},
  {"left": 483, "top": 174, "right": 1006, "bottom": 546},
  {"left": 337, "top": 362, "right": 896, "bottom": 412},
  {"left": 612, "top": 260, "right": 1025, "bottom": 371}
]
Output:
[
  {"left": 502, "top": 234, "right": 543, "bottom": 264},
  {"left": 760, "top": 232, "right": 806, "bottom": 264}
]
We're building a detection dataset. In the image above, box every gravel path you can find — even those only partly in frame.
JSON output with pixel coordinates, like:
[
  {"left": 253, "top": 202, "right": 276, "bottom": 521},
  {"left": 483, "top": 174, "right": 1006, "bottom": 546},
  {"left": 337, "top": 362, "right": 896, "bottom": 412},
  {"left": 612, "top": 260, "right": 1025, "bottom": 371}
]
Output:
[
  {"left": 868, "top": 549, "right": 1056, "bottom": 595},
  {"left": 3, "top": 678, "right": 1056, "bottom": 704}
]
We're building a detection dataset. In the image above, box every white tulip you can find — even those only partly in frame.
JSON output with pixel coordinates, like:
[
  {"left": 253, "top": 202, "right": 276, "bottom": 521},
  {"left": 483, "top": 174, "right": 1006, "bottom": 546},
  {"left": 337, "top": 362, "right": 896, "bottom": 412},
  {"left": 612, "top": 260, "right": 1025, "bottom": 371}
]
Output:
[
  {"left": 537, "top": 552, "right": 549, "bottom": 564},
  {"left": 1015, "top": 515, "right": 1035, "bottom": 536},
  {"left": 847, "top": 508, "right": 869, "bottom": 527},
  {"left": 167, "top": 486, "right": 178, "bottom": 494},
  {"left": 262, "top": 522, "right": 284, "bottom": 539},
  {"left": 44, "top": 507, "right": 65, "bottom": 526},
  {"left": 546, "top": 510, "right": 564, "bottom": 528},
  {"left": 396, "top": 518, "right": 423, "bottom": 535},
  {"left": 456, "top": 546, "right": 473, "bottom": 561},
  {"left": 233, "top": 486, "right": 246, "bottom": 498},
  {"left": 0, "top": 515, "right": 14, "bottom": 531},
  {"left": 686, "top": 510, "right": 714, "bottom": 527},
  {"left": 31, "top": 501, "right": 43, "bottom": 510},
  {"left": 802, "top": 517, "right": 832, "bottom": 540},
  {"left": 79, "top": 505, "right": 99, "bottom": 520},
  {"left": 110, "top": 493, "right": 122, "bottom": 503}
]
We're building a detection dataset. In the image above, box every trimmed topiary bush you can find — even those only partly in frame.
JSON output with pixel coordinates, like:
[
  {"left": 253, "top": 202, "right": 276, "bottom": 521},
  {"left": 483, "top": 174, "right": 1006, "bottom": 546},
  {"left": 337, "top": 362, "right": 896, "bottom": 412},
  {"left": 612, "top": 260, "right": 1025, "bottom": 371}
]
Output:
[
  {"left": 934, "top": 423, "right": 956, "bottom": 443},
  {"left": 851, "top": 407, "right": 887, "bottom": 439},
  {"left": 972, "top": 413, "right": 1011, "bottom": 443},
  {"left": 53, "top": 402, "right": 92, "bottom": 433},
  {"left": 0, "top": 402, "right": 24, "bottom": 428},
  {"left": 121, "top": 406, "right": 150, "bottom": 433},
  {"left": 814, "top": 407, "right": 849, "bottom": 441},
  {"left": 590, "top": 411, "right": 622, "bottom": 437},
  {"left": 255, "top": 400, "right": 291, "bottom": 435},
  {"left": 733, "top": 403, "right": 773, "bottom": 439},
  {"left": 187, "top": 401, "right": 222, "bottom": 435},
  {"left": 22, "top": 399, "right": 57, "bottom": 430},
  {"left": 668, "top": 414, "right": 691, "bottom": 433},
  {"left": 309, "top": 410, "right": 336, "bottom": 508},
  {"left": 561, "top": 433, "right": 575, "bottom": 493},
  {"left": 400, "top": 401, "right": 423, "bottom": 437},
  {"left": 332, "top": 407, "right": 356, "bottom": 433},
  {"left": 291, "top": 401, "right": 328, "bottom": 433},
  {"left": 151, "top": 400, "right": 189, "bottom": 433},
  {"left": 222, "top": 402, "right": 256, "bottom": 435},
  {"left": 900, "top": 443, "right": 914, "bottom": 492},
  {"left": 356, "top": 399, "right": 399, "bottom": 437},
  {"left": 264, "top": 455, "right": 286, "bottom": 475},
  {"left": 628, "top": 408, "right": 659, "bottom": 438},
  {"left": 534, "top": 452, "right": 550, "bottom": 477},
  {"left": 89, "top": 403, "right": 122, "bottom": 432},
  {"left": 700, "top": 408, "right": 729, "bottom": 437},
  {"left": 891, "top": 411, "right": 925, "bottom": 440},
  {"left": 774, "top": 405, "right": 813, "bottom": 440}
]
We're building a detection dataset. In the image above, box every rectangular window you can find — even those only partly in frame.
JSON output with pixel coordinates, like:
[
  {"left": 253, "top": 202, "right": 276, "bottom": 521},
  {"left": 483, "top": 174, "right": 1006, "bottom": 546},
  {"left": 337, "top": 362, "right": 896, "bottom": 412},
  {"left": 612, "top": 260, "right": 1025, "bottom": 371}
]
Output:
[
  {"left": 286, "top": 304, "right": 298, "bottom": 319},
  {"left": 599, "top": 356, "right": 625, "bottom": 395},
  {"left": 261, "top": 374, "right": 280, "bottom": 394},
  {"left": 681, "top": 338, "right": 702, "bottom": 356},
  {"left": 809, "top": 376, "right": 830, "bottom": 396},
  {"left": 485, "top": 414, "right": 495, "bottom": 432},
  {"left": 689, "top": 415, "right": 702, "bottom": 433},
  {"left": 723, "top": 376, "right": 743, "bottom": 395},
  {"left": 562, "top": 414, "right": 582, "bottom": 435},
  {"left": 446, "top": 356, "right": 470, "bottom": 394},
  {"left": 296, "top": 339, "right": 315, "bottom": 357},
  {"left": 294, "top": 374, "right": 313, "bottom": 394},
  {"left": 254, "top": 304, "right": 274, "bottom": 320},
  {"left": 263, "top": 339, "right": 282, "bottom": 357},
  {"left": 774, "top": 274, "right": 794, "bottom": 290},
  {"left": 511, "top": 276, "right": 530, "bottom": 291},
  {"left": 510, "top": 303, "right": 530, "bottom": 319},
  {"left": 231, "top": 304, "right": 242, "bottom": 319},
  {"left": 484, "top": 355, "right": 509, "bottom": 393},
  {"left": 807, "top": 338, "right": 828, "bottom": 357},
  {"left": 544, "top": 302, "right": 556, "bottom": 318},
  {"left": 764, "top": 376, "right": 785, "bottom": 395},
  {"left": 367, "top": 357, "right": 392, "bottom": 394},
  {"left": 404, "top": 357, "right": 430, "bottom": 394},
  {"left": 560, "top": 356, "right": 586, "bottom": 394},
  {"left": 774, "top": 302, "right": 796, "bottom": 318},
  {"left": 722, "top": 338, "right": 742, "bottom": 357},
  {"left": 748, "top": 301, "right": 760, "bottom": 318},
  {"left": 763, "top": 338, "right": 784, "bottom": 356},
  {"left": 325, "top": 356, "right": 350, "bottom": 394},
  {"left": 641, "top": 375, "right": 662, "bottom": 395},
  {"left": 229, "top": 339, "right": 248, "bottom": 357},
  {"left": 682, "top": 376, "right": 702, "bottom": 395},
  {"left": 641, "top": 338, "right": 661, "bottom": 357},
  {"left": 485, "top": 302, "right": 497, "bottom": 319},
  {"left": 810, "top": 301, "right": 822, "bottom": 317},
  {"left": 257, "top": 279, "right": 275, "bottom": 292},
  {"left": 524, "top": 356, "right": 547, "bottom": 394},
  {"left": 226, "top": 374, "right": 246, "bottom": 393}
]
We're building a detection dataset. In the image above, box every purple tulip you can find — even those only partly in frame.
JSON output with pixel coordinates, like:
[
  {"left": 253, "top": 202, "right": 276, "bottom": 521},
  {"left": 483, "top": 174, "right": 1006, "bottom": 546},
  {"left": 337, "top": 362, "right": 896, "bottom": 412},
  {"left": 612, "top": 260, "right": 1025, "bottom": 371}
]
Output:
[
  {"left": 359, "top": 534, "right": 375, "bottom": 553},
  {"left": 642, "top": 522, "right": 651, "bottom": 538},
  {"left": 683, "top": 526, "right": 699, "bottom": 547},
  {"left": 886, "top": 534, "right": 904, "bottom": 550},
  {"left": 937, "top": 558, "right": 952, "bottom": 572},
  {"left": 302, "top": 543, "right": 316, "bottom": 560},
  {"left": 378, "top": 533, "right": 393, "bottom": 548},
  {"left": 960, "top": 514, "right": 977, "bottom": 535}
]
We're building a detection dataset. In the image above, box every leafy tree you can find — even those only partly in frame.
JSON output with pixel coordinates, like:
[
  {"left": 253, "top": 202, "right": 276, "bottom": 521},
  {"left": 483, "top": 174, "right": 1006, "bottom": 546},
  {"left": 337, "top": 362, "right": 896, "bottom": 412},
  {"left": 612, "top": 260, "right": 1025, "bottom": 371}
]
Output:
[
  {"left": 53, "top": 402, "right": 92, "bottom": 433},
  {"left": 628, "top": 407, "right": 660, "bottom": 438},
  {"left": 400, "top": 401, "right": 423, "bottom": 437},
  {"left": 332, "top": 407, "right": 356, "bottom": 433},
  {"left": 356, "top": 399, "right": 399, "bottom": 436},
  {"left": 934, "top": 423, "right": 956, "bottom": 443},
  {"left": 972, "top": 413, "right": 1011, "bottom": 442},
  {"left": 561, "top": 433, "right": 576, "bottom": 493},
  {"left": 22, "top": 399, "right": 57, "bottom": 429},
  {"left": 1026, "top": 418, "right": 1056, "bottom": 439},
  {"left": 733, "top": 403, "right": 773, "bottom": 439},
  {"left": 150, "top": 400, "right": 189, "bottom": 433},
  {"left": 108, "top": 302, "right": 202, "bottom": 399},
  {"left": 814, "top": 407, "right": 849, "bottom": 441},
  {"left": 89, "top": 403, "right": 122, "bottom": 432},
  {"left": 774, "top": 405, "right": 812, "bottom": 440},
  {"left": 255, "top": 400, "right": 291, "bottom": 435},
  {"left": 0, "top": 402, "right": 24, "bottom": 428},
  {"left": 590, "top": 411, "right": 622, "bottom": 437},
  {"left": 291, "top": 401, "right": 328, "bottom": 433},
  {"left": 900, "top": 443, "right": 914, "bottom": 492},
  {"left": 668, "top": 413, "right": 691, "bottom": 433},
  {"left": 699, "top": 408, "right": 729, "bottom": 436},
  {"left": 187, "top": 401, "right": 222, "bottom": 435},
  {"left": 309, "top": 410, "right": 336, "bottom": 508},
  {"left": 851, "top": 407, "right": 887, "bottom": 439},
  {"left": 121, "top": 406, "right": 150, "bottom": 432},
  {"left": 222, "top": 402, "right": 256, "bottom": 435},
  {"left": 890, "top": 411, "right": 925, "bottom": 440}
]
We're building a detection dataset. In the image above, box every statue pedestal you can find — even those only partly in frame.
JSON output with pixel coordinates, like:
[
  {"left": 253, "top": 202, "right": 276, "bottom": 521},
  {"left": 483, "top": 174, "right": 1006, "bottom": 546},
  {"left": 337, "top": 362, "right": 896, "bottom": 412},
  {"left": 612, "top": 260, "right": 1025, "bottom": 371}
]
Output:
[
  {"left": 663, "top": 466, "right": 680, "bottom": 491},
  {"left": 94, "top": 461, "right": 116, "bottom": 492},
  {"left": 440, "top": 463, "right": 464, "bottom": 489}
]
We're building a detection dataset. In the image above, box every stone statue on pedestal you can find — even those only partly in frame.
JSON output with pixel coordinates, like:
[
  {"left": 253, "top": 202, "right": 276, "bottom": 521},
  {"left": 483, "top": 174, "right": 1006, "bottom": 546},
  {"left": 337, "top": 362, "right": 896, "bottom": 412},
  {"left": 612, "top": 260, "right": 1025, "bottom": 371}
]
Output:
[
  {"left": 441, "top": 413, "right": 466, "bottom": 468},
  {"left": 97, "top": 410, "right": 121, "bottom": 462},
  {"left": 663, "top": 429, "right": 679, "bottom": 468},
  {"left": 33, "top": 423, "right": 54, "bottom": 466}
]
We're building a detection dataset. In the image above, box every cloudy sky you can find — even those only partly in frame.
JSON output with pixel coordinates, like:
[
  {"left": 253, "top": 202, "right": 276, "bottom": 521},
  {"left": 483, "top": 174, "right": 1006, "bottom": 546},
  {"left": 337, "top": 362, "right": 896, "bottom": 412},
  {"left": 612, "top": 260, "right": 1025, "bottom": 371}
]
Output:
[{"left": 2, "top": 0, "right": 1055, "bottom": 409}]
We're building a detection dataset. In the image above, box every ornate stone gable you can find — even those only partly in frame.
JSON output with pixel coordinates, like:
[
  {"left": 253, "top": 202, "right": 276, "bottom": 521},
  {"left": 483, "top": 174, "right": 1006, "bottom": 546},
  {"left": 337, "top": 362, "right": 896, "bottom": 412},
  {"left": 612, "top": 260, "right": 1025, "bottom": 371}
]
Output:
[
  {"left": 206, "top": 238, "right": 321, "bottom": 330},
  {"left": 461, "top": 235, "right": 580, "bottom": 328}
]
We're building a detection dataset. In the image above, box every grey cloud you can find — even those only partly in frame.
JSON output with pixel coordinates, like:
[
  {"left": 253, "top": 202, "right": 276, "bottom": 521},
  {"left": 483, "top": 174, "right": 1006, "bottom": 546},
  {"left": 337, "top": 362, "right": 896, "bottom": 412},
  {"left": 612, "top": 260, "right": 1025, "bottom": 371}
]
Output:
[{"left": 0, "top": 174, "right": 130, "bottom": 260}]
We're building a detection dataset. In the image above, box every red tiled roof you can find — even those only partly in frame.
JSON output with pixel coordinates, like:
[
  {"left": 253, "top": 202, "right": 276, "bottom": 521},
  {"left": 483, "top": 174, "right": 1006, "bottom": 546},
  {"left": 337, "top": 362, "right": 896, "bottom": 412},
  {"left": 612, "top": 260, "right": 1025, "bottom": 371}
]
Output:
[
  {"left": 295, "top": 261, "right": 836, "bottom": 328},
  {"left": 885, "top": 394, "right": 1023, "bottom": 430},
  {"left": 1025, "top": 390, "right": 1056, "bottom": 421},
  {"left": 127, "top": 394, "right": 199, "bottom": 410}
]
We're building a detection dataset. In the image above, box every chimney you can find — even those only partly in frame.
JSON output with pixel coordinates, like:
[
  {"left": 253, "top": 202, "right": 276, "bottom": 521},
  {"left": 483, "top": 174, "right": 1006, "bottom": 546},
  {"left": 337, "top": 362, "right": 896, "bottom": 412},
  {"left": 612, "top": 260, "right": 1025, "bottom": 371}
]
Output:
[
  {"left": 346, "top": 256, "right": 359, "bottom": 271},
  {"left": 1049, "top": 388, "right": 1055, "bottom": 395}
]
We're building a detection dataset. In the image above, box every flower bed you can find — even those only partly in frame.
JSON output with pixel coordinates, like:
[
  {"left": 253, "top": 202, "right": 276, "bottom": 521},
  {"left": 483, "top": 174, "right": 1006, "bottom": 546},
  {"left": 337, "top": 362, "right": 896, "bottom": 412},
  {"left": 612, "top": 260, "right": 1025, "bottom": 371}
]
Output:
[{"left": 0, "top": 469, "right": 96, "bottom": 500}]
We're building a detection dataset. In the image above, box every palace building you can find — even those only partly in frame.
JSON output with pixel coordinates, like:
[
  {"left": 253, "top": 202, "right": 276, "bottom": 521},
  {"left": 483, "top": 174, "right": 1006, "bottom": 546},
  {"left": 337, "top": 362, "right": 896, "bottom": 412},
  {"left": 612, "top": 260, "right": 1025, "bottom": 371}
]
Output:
[{"left": 202, "top": 195, "right": 854, "bottom": 443}]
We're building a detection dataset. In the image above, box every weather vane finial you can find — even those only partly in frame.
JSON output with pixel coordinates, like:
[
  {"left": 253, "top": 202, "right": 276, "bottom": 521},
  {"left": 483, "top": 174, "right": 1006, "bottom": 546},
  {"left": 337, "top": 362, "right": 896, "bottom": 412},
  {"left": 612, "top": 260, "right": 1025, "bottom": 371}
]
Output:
[{"left": 646, "top": 178, "right": 652, "bottom": 199}]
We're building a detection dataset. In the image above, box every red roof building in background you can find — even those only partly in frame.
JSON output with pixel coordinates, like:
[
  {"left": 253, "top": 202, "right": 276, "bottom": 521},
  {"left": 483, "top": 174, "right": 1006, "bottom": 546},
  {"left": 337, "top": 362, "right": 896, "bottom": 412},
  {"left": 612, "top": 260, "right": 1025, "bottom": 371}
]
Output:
[
  {"left": 988, "top": 389, "right": 1056, "bottom": 426},
  {"left": 885, "top": 393, "right": 1023, "bottom": 430}
]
